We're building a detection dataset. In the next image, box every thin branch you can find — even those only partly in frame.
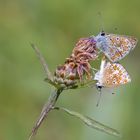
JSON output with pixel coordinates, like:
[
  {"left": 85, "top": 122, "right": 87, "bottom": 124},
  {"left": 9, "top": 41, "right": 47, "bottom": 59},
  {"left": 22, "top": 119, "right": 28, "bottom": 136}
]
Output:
[
  {"left": 31, "top": 43, "right": 53, "bottom": 81},
  {"left": 29, "top": 89, "right": 62, "bottom": 140}
]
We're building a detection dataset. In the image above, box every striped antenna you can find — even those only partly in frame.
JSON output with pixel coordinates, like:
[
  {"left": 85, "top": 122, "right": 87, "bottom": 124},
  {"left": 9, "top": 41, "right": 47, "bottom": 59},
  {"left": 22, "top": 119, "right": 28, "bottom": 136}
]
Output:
[{"left": 97, "top": 12, "right": 105, "bottom": 33}]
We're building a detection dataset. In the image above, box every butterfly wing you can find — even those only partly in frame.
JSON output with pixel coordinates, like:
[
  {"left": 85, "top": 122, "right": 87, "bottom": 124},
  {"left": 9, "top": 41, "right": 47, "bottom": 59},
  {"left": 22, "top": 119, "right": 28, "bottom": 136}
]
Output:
[
  {"left": 102, "top": 62, "right": 131, "bottom": 88},
  {"left": 94, "top": 57, "right": 106, "bottom": 84},
  {"left": 105, "top": 33, "right": 138, "bottom": 62}
]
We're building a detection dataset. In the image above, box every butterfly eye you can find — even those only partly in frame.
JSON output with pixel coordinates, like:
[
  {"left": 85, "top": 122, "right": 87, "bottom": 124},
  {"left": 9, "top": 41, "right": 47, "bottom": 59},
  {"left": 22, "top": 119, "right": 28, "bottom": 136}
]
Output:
[
  {"left": 101, "top": 32, "right": 105, "bottom": 36},
  {"left": 96, "top": 85, "right": 103, "bottom": 90}
]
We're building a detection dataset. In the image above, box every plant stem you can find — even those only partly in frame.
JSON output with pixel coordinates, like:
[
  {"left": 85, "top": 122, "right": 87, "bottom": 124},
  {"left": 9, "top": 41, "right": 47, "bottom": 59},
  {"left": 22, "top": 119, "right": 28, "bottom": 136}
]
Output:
[
  {"left": 31, "top": 43, "right": 53, "bottom": 81},
  {"left": 29, "top": 88, "right": 63, "bottom": 140}
]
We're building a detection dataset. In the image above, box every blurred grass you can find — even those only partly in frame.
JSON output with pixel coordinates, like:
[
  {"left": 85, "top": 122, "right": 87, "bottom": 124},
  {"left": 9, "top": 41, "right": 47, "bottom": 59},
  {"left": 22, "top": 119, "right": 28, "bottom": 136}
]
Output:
[{"left": 0, "top": 0, "right": 140, "bottom": 140}]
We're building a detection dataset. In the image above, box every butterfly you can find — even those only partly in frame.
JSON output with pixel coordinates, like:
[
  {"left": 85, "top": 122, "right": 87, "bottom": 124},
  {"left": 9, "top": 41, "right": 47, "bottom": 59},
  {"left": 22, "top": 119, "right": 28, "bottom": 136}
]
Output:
[
  {"left": 94, "top": 56, "right": 131, "bottom": 106},
  {"left": 94, "top": 31, "right": 138, "bottom": 62}
]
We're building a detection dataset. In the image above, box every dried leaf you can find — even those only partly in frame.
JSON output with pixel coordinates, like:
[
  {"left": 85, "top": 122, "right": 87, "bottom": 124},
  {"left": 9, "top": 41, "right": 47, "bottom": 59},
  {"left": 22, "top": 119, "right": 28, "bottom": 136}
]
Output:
[{"left": 53, "top": 107, "right": 121, "bottom": 138}]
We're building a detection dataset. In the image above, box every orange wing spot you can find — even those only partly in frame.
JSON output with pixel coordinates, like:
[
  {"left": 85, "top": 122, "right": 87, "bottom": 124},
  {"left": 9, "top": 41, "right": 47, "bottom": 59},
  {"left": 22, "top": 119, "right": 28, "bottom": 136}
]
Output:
[
  {"left": 111, "top": 52, "right": 121, "bottom": 61},
  {"left": 124, "top": 79, "right": 128, "bottom": 83},
  {"left": 110, "top": 48, "right": 115, "bottom": 53},
  {"left": 113, "top": 65, "right": 117, "bottom": 70},
  {"left": 123, "top": 45, "right": 129, "bottom": 51}
]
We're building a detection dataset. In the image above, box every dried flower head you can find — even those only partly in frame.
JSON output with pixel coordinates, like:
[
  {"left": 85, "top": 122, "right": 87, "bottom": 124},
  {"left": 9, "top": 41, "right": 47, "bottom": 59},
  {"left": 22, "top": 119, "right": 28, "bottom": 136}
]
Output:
[{"left": 54, "top": 37, "right": 98, "bottom": 87}]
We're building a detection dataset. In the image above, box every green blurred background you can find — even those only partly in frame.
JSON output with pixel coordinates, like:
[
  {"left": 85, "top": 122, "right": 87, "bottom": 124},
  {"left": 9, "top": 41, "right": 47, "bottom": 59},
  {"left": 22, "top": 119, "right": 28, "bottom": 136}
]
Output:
[{"left": 0, "top": 0, "right": 140, "bottom": 140}]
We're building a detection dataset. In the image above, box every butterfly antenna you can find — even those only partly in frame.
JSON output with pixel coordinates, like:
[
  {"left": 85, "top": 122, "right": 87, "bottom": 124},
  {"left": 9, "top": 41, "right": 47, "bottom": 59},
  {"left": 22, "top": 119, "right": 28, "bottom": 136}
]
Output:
[
  {"left": 114, "top": 27, "right": 118, "bottom": 31},
  {"left": 98, "top": 12, "right": 104, "bottom": 33},
  {"left": 96, "top": 87, "right": 102, "bottom": 107}
]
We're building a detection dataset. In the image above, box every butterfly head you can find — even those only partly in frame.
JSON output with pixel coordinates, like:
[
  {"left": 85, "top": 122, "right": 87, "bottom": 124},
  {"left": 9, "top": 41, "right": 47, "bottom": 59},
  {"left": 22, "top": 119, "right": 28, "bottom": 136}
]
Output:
[
  {"left": 96, "top": 30, "right": 106, "bottom": 38},
  {"left": 96, "top": 83, "right": 103, "bottom": 91},
  {"left": 100, "top": 30, "right": 106, "bottom": 36}
]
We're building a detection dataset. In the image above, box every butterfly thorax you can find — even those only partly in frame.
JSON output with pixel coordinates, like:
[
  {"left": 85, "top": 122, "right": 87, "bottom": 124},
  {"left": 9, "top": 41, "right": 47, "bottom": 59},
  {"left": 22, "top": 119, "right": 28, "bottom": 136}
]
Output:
[{"left": 95, "top": 33, "right": 109, "bottom": 52}]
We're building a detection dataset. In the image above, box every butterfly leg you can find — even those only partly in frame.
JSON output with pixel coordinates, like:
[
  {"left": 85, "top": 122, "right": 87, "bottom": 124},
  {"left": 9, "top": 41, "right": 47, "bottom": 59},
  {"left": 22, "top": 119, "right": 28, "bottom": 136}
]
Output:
[{"left": 96, "top": 85, "right": 103, "bottom": 107}]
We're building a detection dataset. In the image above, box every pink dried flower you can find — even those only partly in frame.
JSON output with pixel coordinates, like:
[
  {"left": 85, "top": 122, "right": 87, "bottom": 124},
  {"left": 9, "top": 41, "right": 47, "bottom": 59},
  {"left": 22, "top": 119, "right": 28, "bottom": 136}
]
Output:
[{"left": 54, "top": 37, "right": 98, "bottom": 86}]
